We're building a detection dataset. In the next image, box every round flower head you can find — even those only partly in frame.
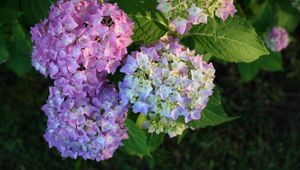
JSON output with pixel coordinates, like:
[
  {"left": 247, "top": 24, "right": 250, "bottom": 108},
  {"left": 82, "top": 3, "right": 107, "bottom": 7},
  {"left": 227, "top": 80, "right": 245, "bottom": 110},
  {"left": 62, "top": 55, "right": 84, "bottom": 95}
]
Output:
[
  {"left": 31, "top": 0, "right": 133, "bottom": 79},
  {"left": 156, "top": 0, "right": 236, "bottom": 34},
  {"left": 265, "top": 27, "right": 289, "bottom": 52},
  {"left": 42, "top": 83, "right": 128, "bottom": 161},
  {"left": 119, "top": 38, "right": 215, "bottom": 137}
]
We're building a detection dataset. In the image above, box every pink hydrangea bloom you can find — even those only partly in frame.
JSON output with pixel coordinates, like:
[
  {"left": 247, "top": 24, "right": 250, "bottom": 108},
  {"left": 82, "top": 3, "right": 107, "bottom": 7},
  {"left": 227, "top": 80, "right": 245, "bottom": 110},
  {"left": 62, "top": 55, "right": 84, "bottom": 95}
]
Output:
[
  {"left": 171, "top": 17, "right": 189, "bottom": 35},
  {"left": 215, "top": 0, "right": 237, "bottom": 21},
  {"left": 265, "top": 27, "right": 289, "bottom": 52},
  {"left": 188, "top": 4, "right": 208, "bottom": 25},
  {"left": 31, "top": 0, "right": 133, "bottom": 79},
  {"left": 31, "top": 0, "right": 134, "bottom": 162}
]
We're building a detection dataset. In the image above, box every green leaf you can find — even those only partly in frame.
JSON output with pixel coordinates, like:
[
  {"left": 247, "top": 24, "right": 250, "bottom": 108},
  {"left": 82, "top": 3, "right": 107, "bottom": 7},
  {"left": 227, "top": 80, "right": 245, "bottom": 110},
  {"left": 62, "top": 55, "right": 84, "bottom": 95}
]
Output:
[
  {"left": 261, "top": 52, "right": 283, "bottom": 71},
  {"left": 248, "top": 0, "right": 275, "bottom": 34},
  {"left": 21, "top": 0, "right": 54, "bottom": 24},
  {"left": 147, "top": 133, "right": 164, "bottom": 153},
  {"left": 274, "top": 0, "right": 300, "bottom": 32},
  {"left": 181, "top": 16, "right": 269, "bottom": 63},
  {"left": 112, "top": 0, "right": 169, "bottom": 45},
  {"left": 74, "top": 159, "right": 83, "bottom": 170},
  {"left": 238, "top": 52, "right": 283, "bottom": 82},
  {"left": 3, "top": 0, "right": 20, "bottom": 9},
  {"left": 0, "top": 9, "right": 23, "bottom": 23},
  {"left": 123, "top": 119, "right": 150, "bottom": 157},
  {"left": 177, "top": 129, "right": 188, "bottom": 144},
  {"left": 238, "top": 60, "right": 261, "bottom": 82},
  {"left": 6, "top": 22, "right": 32, "bottom": 76},
  {"left": 189, "top": 90, "right": 238, "bottom": 128},
  {"left": 136, "top": 113, "right": 147, "bottom": 128},
  {"left": 0, "top": 28, "right": 9, "bottom": 63}
]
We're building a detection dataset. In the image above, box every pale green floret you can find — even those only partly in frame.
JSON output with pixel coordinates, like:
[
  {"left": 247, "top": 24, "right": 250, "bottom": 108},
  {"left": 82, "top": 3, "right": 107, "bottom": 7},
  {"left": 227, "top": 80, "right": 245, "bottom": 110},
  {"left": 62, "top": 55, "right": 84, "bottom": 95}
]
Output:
[
  {"left": 160, "top": 0, "right": 224, "bottom": 20},
  {"left": 146, "top": 114, "right": 187, "bottom": 137}
]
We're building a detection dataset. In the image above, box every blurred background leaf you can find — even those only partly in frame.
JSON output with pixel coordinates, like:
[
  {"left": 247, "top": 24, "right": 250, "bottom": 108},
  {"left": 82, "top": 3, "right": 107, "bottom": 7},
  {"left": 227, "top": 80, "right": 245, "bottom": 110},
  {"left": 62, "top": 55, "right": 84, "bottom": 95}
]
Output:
[
  {"left": 274, "top": 0, "right": 299, "bottom": 32},
  {"left": 238, "top": 52, "right": 283, "bottom": 82},
  {"left": 20, "top": 0, "right": 54, "bottom": 24},
  {"left": 0, "top": 0, "right": 54, "bottom": 76},
  {"left": 6, "top": 21, "right": 32, "bottom": 76},
  {"left": 238, "top": 60, "right": 261, "bottom": 82},
  {"left": 0, "top": 9, "right": 23, "bottom": 23},
  {"left": 0, "top": 27, "right": 9, "bottom": 63}
]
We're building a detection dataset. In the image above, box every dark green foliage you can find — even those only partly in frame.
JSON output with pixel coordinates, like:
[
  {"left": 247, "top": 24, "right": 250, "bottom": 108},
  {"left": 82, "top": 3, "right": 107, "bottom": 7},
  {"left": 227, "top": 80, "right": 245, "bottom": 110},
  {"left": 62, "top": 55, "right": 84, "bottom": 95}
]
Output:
[
  {"left": 122, "top": 119, "right": 165, "bottom": 158},
  {"left": 6, "top": 21, "right": 32, "bottom": 76},
  {"left": 238, "top": 52, "right": 283, "bottom": 82},
  {"left": 20, "top": 0, "right": 54, "bottom": 24},
  {"left": 111, "top": 0, "right": 169, "bottom": 45},
  {"left": 189, "top": 89, "right": 239, "bottom": 128},
  {"left": 0, "top": 0, "right": 54, "bottom": 76},
  {"left": 123, "top": 119, "right": 151, "bottom": 157},
  {"left": 0, "top": 27, "right": 9, "bottom": 63},
  {"left": 0, "top": 9, "right": 23, "bottom": 23}
]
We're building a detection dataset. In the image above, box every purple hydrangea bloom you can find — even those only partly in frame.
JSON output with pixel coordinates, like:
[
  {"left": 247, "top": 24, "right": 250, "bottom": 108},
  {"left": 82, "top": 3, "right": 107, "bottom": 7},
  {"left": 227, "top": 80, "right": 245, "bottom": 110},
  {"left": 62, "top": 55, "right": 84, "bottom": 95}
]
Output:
[
  {"left": 265, "top": 27, "right": 289, "bottom": 52},
  {"left": 119, "top": 37, "right": 216, "bottom": 137},
  {"left": 42, "top": 83, "right": 128, "bottom": 161},
  {"left": 31, "top": 0, "right": 133, "bottom": 79}
]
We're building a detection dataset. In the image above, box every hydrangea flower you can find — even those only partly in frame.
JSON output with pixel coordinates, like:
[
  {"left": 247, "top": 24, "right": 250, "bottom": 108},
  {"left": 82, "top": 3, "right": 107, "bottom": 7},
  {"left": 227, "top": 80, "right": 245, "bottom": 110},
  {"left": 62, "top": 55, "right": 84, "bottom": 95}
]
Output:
[
  {"left": 215, "top": 0, "right": 237, "bottom": 21},
  {"left": 156, "top": 0, "right": 236, "bottom": 34},
  {"left": 31, "top": 0, "right": 133, "bottom": 79},
  {"left": 42, "top": 82, "right": 128, "bottom": 161},
  {"left": 119, "top": 37, "right": 215, "bottom": 137},
  {"left": 265, "top": 27, "right": 289, "bottom": 52}
]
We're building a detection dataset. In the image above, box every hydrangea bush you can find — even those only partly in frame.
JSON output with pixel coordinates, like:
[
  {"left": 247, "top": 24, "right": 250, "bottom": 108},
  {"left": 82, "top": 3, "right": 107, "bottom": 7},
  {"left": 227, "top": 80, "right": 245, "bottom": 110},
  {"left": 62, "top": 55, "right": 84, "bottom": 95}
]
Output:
[{"left": 0, "top": 0, "right": 297, "bottom": 162}]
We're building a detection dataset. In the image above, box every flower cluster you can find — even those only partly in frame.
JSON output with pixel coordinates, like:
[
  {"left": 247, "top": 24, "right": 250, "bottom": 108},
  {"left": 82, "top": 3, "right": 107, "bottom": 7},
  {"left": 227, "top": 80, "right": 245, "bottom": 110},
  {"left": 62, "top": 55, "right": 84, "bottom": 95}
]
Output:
[
  {"left": 31, "top": 0, "right": 218, "bottom": 161},
  {"left": 31, "top": 0, "right": 133, "bottom": 79},
  {"left": 265, "top": 27, "right": 289, "bottom": 52},
  {"left": 156, "top": 0, "right": 236, "bottom": 34},
  {"left": 119, "top": 38, "right": 215, "bottom": 137},
  {"left": 31, "top": 0, "right": 134, "bottom": 161},
  {"left": 43, "top": 83, "right": 128, "bottom": 161}
]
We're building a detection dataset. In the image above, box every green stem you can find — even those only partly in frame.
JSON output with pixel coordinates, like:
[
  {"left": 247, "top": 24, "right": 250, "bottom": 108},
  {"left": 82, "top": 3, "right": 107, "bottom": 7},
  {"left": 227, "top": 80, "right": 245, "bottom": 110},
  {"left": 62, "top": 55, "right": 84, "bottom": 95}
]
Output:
[{"left": 136, "top": 114, "right": 147, "bottom": 128}]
